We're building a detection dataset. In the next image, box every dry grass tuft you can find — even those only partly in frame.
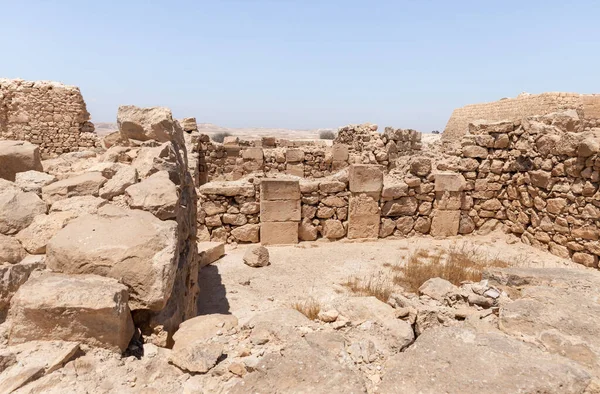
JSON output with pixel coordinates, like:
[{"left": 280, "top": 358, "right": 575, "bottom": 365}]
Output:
[
  {"left": 292, "top": 297, "right": 321, "bottom": 320},
  {"left": 392, "top": 244, "right": 510, "bottom": 293},
  {"left": 342, "top": 272, "right": 394, "bottom": 303}
]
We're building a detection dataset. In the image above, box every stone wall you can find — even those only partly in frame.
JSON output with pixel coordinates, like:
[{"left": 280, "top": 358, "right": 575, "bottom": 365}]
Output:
[
  {"left": 0, "top": 78, "right": 97, "bottom": 155},
  {"left": 197, "top": 111, "right": 600, "bottom": 269},
  {"left": 444, "top": 92, "right": 600, "bottom": 142},
  {"left": 198, "top": 124, "right": 422, "bottom": 183}
]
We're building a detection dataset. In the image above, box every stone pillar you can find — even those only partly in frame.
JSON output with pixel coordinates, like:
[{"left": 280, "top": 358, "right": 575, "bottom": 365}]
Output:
[
  {"left": 260, "top": 179, "right": 300, "bottom": 245},
  {"left": 348, "top": 165, "right": 383, "bottom": 239},
  {"left": 431, "top": 172, "right": 466, "bottom": 237}
]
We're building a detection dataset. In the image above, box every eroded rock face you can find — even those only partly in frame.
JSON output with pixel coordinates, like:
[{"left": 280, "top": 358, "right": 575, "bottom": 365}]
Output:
[
  {"left": 0, "top": 256, "right": 45, "bottom": 320},
  {"left": 45, "top": 205, "right": 178, "bottom": 311},
  {"left": 16, "top": 212, "right": 76, "bottom": 254},
  {"left": 379, "top": 327, "right": 593, "bottom": 394},
  {"left": 0, "top": 140, "right": 43, "bottom": 181},
  {"left": 0, "top": 235, "right": 26, "bottom": 264},
  {"left": 8, "top": 271, "right": 134, "bottom": 352}
]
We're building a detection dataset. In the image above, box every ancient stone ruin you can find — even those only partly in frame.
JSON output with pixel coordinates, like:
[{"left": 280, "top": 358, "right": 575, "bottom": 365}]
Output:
[{"left": 1, "top": 78, "right": 599, "bottom": 393}]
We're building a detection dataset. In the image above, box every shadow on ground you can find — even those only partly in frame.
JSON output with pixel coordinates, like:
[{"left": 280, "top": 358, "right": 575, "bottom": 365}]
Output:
[{"left": 197, "top": 264, "right": 231, "bottom": 315}]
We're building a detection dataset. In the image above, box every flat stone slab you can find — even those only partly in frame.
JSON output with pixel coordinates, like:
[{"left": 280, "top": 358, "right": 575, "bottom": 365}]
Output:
[{"left": 198, "top": 241, "right": 225, "bottom": 268}]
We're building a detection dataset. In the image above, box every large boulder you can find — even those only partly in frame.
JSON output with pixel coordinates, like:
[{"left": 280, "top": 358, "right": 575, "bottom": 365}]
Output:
[
  {"left": 125, "top": 171, "right": 178, "bottom": 220},
  {"left": 45, "top": 205, "right": 178, "bottom": 311},
  {"left": 117, "top": 105, "right": 182, "bottom": 143},
  {"left": 379, "top": 327, "right": 593, "bottom": 394},
  {"left": 8, "top": 271, "right": 134, "bottom": 352},
  {"left": 41, "top": 172, "right": 107, "bottom": 204},
  {"left": 0, "top": 140, "right": 43, "bottom": 181},
  {"left": 0, "top": 179, "right": 47, "bottom": 235}
]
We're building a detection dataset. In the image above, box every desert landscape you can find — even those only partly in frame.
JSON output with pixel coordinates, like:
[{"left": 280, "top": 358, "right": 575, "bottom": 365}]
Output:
[{"left": 0, "top": 77, "right": 599, "bottom": 394}]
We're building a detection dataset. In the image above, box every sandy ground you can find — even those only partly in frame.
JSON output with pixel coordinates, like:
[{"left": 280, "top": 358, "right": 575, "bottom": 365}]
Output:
[{"left": 198, "top": 232, "right": 579, "bottom": 324}]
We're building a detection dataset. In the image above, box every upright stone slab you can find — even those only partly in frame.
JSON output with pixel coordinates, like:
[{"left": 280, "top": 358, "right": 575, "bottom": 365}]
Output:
[
  {"left": 260, "top": 179, "right": 300, "bottom": 201},
  {"left": 349, "top": 164, "right": 383, "bottom": 200},
  {"left": 260, "top": 179, "right": 300, "bottom": 245},
  {"left": 348, "top": 195, "right": 380, "bottom": 239},
  {"left": 430, "top": 210, "right": 460, "bottom": 237},
  {"left": 260, "top": 222, "right": 299, "bottom": 245}
]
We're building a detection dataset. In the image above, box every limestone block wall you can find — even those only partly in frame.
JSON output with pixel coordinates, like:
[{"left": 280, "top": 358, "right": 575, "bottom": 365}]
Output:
[
  {"left": 444, "top": 92, "right": 600, "bottom": 142},
  {"left": 198, "top": 124, "right": 422, "bottom": 183},
  {"left": 0, "top": 79, "right": 97, "bottom": 155}
]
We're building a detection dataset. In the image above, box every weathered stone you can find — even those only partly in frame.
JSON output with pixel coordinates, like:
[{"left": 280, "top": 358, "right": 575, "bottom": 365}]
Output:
[
  {"left": 322, "top": 219, "right": 346, "bottom": 239},
  {"left": 199, "top": 181, "right": 255, "bottom": 197},
  {"left": 230, "top": 224, "right": 260, "bottom": 243},
  {"left": 0, "top": 256, "right": 45, "bottom": 318},
  {"left": 381, "top": 182, "right": 409, "bottom": 199},
  {"left": 0, "top": 234, "right": 26, "bottom": 265},
  {"left": 395, "top": 216, "right": 414, "bottom": 235},
  {"left": 15, "top": 212, "right": 75, "bottom": 254},
  {"left": 118, "top": 105, "right": 181, "bottom": 142},
  {"left": 0, "top": 179, "right": 47, "bottom": 235},
  {"left": 379, "top": 218, "right": 396, "bottom": 238},
  {"left": 243, "top": 245, "right": 270, "bottom": 267},
  {"left": 379, "top": 327, "right": 592, "bottom": 394},
  {"left": 260, "top": 179, "right": 300, "bottom": 200},
  {"left": 125, "top": 170, "right": 178, "bottom": 220},
  {"left": 198, "top": 241, "right": 225, "bottom": 267},
  {"left": 285, "top": 148, "right": 304, "bottom": 163},
  {"left": 298, "top": 219, "right": 318, "bottom": 241},
  {"left": 46, "top": 205, "right": 178, "bottom": 311},
  {"left": 347, "top": 195, "right": 380, "bottom": 239},
  {"left": 410, "top": 157, "right": 432, "bottom": 176},
  {"left": 462, "top": 145, "right": 488, "bottom": 158},
  {"left": 49, "top": 195, "right": 107, "bottom": 216},
  {"left": 318, "top": 180, "right": 346, "bottom": 193},
  {"left": 349, "top": 164, "right": 383, "bottom": 197},
  {"left": 435, "top": 172, "right": 466, "bottom": 192},
  {"left": 414, "top": 217, "right": 431, "bottom": 233},
  {"left": 260, "top": 199, "right": 301, "bottom": 222},
  {"left": 99, "top": 165, "right": 138, "bottom": 200},
  {"left": 260, "top": 222, "right": 298, "bottom": 245},
  {"left": 430, "top": 210, "right": 460, "bottom": 237},
  {"left": 222, "top": 213, "right": 247, "bottom": 226},
  {"left": 8, "top": 271, "right": 134, "bottom": 352},
  {"left": 41, "top": 172, "right": 106, "bottom": 204},
  {"left": 419, "top": 278, "right": 459, "bottom": 301},
  {"left": 381, "top": 197, "right": 418, "bottom": 216},
  {"left": 241, "top": 147, "right": 264, "bottom": 161},
  {"left": 0, "top": 140, "right": 43, "bottom": 182},
  {"left": 14, "top": 171, "right": 56, "bottom": 195}
]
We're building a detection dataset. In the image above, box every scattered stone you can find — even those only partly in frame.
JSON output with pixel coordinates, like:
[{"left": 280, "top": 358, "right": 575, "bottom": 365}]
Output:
[{"left": 243, "top": 246, "right": 270, "bottom": 267}]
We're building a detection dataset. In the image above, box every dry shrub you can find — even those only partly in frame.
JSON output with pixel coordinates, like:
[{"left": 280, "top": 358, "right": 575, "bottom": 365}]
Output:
[
  {"left": 393, "top": 244, "right": 510, "bottom": 293},
  {"left": 212, "top": 131, "right": 232, "bottom": 143},
  {"left": 292, "top": 297, "right": 321, "bottom": 320},
  {"left": 342, "top": 272, "right": 394, "bottom": 303},
  {"left": 319, "top": 130, "right": 336, "bottom": 140}
]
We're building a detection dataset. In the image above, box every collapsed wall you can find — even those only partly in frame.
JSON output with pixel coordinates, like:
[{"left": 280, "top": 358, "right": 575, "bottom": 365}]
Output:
[
  {"left": 444, "top": 92, "right": 600, "bottom": 142},
  {"left": 0, "top": 78, "right": 97, "bottom": 155}
]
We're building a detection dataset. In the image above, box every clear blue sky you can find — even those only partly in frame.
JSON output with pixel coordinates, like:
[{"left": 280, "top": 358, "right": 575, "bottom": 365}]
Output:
[{"left": 2, "top": 0, "right": 599, "bottom": 131}]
